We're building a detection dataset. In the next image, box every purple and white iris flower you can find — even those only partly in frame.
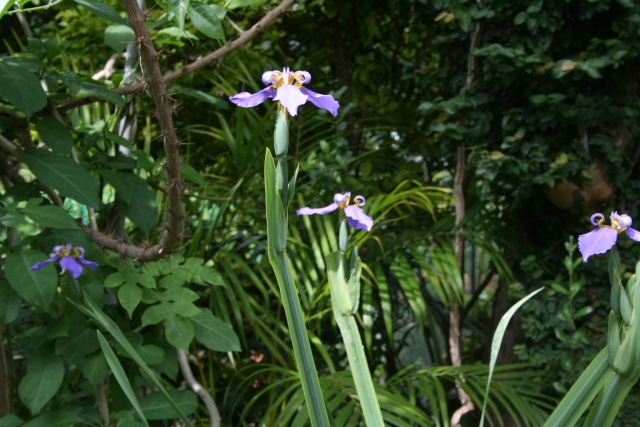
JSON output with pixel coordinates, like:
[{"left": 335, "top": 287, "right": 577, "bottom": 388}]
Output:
[
  {"left": 229, "top": 68, "right": 339, "bottom": 117},
  {"left": 297, "top": 192, "right": 373, "bottom": 232},
  {"left": 578, "top": 212, "right": 640, "bottom": 262},
  {"left": 29, "top": 244, "right": 98, "bottom": 279}
]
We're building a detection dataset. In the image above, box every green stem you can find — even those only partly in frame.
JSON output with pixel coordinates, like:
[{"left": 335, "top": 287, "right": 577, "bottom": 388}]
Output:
[
  {"left": 584, "top": 370, "right": 640, "bottom": 427},
  {"left": 326, "top": 250, "right": 384, "bottom": 426},
  {"left": 543, "top": 347, "right": 613, "bottom": 427},
  {"left": 270, "top": 253, "right": 330, "bottom": 425},
  {"left": 264, "top": 113, "right": 330, "bottom": 426}
]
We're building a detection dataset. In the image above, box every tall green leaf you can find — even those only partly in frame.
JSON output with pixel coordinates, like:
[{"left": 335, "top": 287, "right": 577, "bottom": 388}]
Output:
[
  {"left": 480, "top": 287, "right": 543, "bottom": 427},
  {"left": 97, "top": 331, "right": 150, "bottom": 426}
]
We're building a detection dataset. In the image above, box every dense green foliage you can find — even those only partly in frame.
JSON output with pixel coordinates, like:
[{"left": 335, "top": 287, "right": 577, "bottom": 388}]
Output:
[{"left": 1, "top": 0, "right": 640, "bottom": 425}]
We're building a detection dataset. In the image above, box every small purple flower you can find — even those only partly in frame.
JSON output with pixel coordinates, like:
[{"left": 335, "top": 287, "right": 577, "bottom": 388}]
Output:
[
  {"left": 229, "top": 68, "right": 339, "bottom": 117},
  {"left": 578, "top": 212, "right": 640, "bottom": 262},
  {"left": 29, "top": 244, "right": 98, "bottom": 279},
  {"left": 297, "top": 192, "right": 373, "bottom": 232}
]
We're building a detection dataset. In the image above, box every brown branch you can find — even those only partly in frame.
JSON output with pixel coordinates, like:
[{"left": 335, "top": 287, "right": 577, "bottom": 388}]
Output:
[
  {"left": 450, "top": 19, "right": 483, "bottom": 427},
  {"left": 90, "top": 0, "right": 186, "bottom": 262},
  {"left": 57, "top": 0, "right": 295, "bottom": 113}
]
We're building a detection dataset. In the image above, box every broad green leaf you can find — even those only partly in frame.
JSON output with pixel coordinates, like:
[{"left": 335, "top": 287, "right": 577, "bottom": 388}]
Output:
[
  {"left": 104, "top": 24, "right": 135, "bottom": 52},
  {"left": 0, "top": 279, "right": 20, "bottom": 323},
  {"left": 73, "top": 0, "right": 127, "bottom": 24},
  {"left": 60, "top": 71, "right": 125, "bottom": 106},
  {"left": 23, "top": 205, "right": 79, "bottom": 229},
  {"left": 226, "top": 0, "right": 260, "bottom": 9},
  {"left": 141, "top": 288, "right": 199, "bottom": 349},
  {"left": 18, "top": 346, "right": 64, "bottom": 415},
  {"left": 141, "top": 300, "right": 199, "bottom": 325},
  {"left": 21, "top": 148, "right": 100, "bottom": 208},
  {"left": 157, "top": 26, "right": 199, "bottom": 40},
  {"left": 118, "top": 281, "right": 143, "bottom": 318},
  {"left": 189, "top": 2, "right": 225, "bottom": 42},
  {"left": 210, "top": 3, "right": 226, "bottom": 18},
  {"left": 55, "top": 318, "right": 100, "bottom": 356},
  {"left": 0, "top": 61, "right": 47, "bottom": 117},
  {"left": 35, "top": 117, "right": 73, "bottom": 152},
  {"left": 97, "top": 331, "right": 150, "bottom": 426},
  {"left": 192, "top": 310, "right": 241, "bottom": 352},
  {"left": 0, "top": 415, "right": 23, "bottom": 427},
  {"left": 140, "top": 390, "right": 198, "bottom": 420},
  {"left": 0, "top": 0, "right": 13, "bottom": 21},
  {"left": 158, "top": 269, "right": 191, "bottom": 289},
  {"left": 104, "top": 270, "right": 155, "bottom": 289},
  {"left": 46, "top": 315, "right": 70, "bottom": 339},
  {"left": 181, "top": 164, "right": 205, "bottom": 185},
  {"left": 138, "top": 344, "right": 165, "bottom": 365},
  {"left": 184, "top": 258, "right": 225, "bottom": 286},
  {"left": 99, "top": 169, "right": 157, "bottom": 232},
  {"left": 171, "top": 83, "right": 227, "bottom": 109},
  {"left": 22, "top": 411, "right": 85, "bottom": 427},
  {"left": 82, "top": 352, "right": 108, "bottom": 384},
  {"left": 164, "top": 315, "right": 195, "bottom": 350},
  {"left": 5, "top": 251, "right": 57, "bottom": 309},
  {"left": 77, "top": 81, "right": 125, "bottom": 105},
  {"left": 167, "top": 0, "right": 189, "bottom": 31}
]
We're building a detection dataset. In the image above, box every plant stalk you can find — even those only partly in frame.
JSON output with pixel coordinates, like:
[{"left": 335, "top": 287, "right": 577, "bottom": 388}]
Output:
[
  {"left": 326, "top": 250, "right": 384, "bottom": 426},
  {"left": 264, "top": 113, "right": 330, "bottom": 426}
]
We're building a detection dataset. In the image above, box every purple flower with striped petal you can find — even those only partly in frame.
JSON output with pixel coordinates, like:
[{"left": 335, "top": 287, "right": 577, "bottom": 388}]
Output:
[
  {"left": 297, "top": 192, "right": 373, "bottom": 232},
  {"left": 230, "top": 68, "right": 339, "bottom": 117},
  {"left": 578, "top": 212, "right": 640, "bottom": 262},
  {"left": 29, "top": 244, "right": 98, "bottom": 279}
]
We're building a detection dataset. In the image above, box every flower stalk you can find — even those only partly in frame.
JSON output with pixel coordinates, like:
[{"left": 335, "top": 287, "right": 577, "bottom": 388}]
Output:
[
  {"left": 325, "top": 228, "right": 384, "bottom": 426},
  {"left": 544, "top": 247, "right": 640, "bottom": 427},
  {"left": 264, "top": 113, "right": 330, "bottom": 426}
]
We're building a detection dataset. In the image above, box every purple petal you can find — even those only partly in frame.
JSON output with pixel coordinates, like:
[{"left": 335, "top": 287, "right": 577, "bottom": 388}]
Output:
[
  {"left": 77, "top": 257, "right": 99, "bottom": 270},
  {"left": 29, "top": 255, "right": 58, "bottom": 272},
  {"left": 334, "top": 192, "right": 350, "bottom": 204},
  {"left": 297, "top": 203, "right": 339, "bottom": 216},
  {"left": 344, "top": 206, "right": 373, "bottom": 232},
  {"left": 60, "top": 256, "right": 83, "bottom": 279},
  {"left": 626, "top": 228, "right": 640, "bottom": 242},
  {"left": 262, "top": 70, "right": 278, "bottom": 85},
  {"left": 300, "top": 87, "right": 339, "bottom": 117},
  {"left": 274, "top": 85, "right": 308, "bottom": 116},
  {"left": 229, "top": 87, "right": 276, "bottom": 108},
  {"left": 590, "top": 213, "right": 604, "bottom": 226},
  {"left": 578, "top": 228, "right": 618, "bottom": 262}
]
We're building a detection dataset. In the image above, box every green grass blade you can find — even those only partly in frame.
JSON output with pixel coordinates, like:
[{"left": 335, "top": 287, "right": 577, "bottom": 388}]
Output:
[
  {"left": 97, "top": 331, "right": 149, "bottom": 426},
  {"left": 543, "top": 347, "right": 613, "bottom": 427},
  {"left": 74, "top": 295, "right": 196, "bottom": 427},
  {"left": 480, "top": 287, "right": 544, "bottom": 427}
]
